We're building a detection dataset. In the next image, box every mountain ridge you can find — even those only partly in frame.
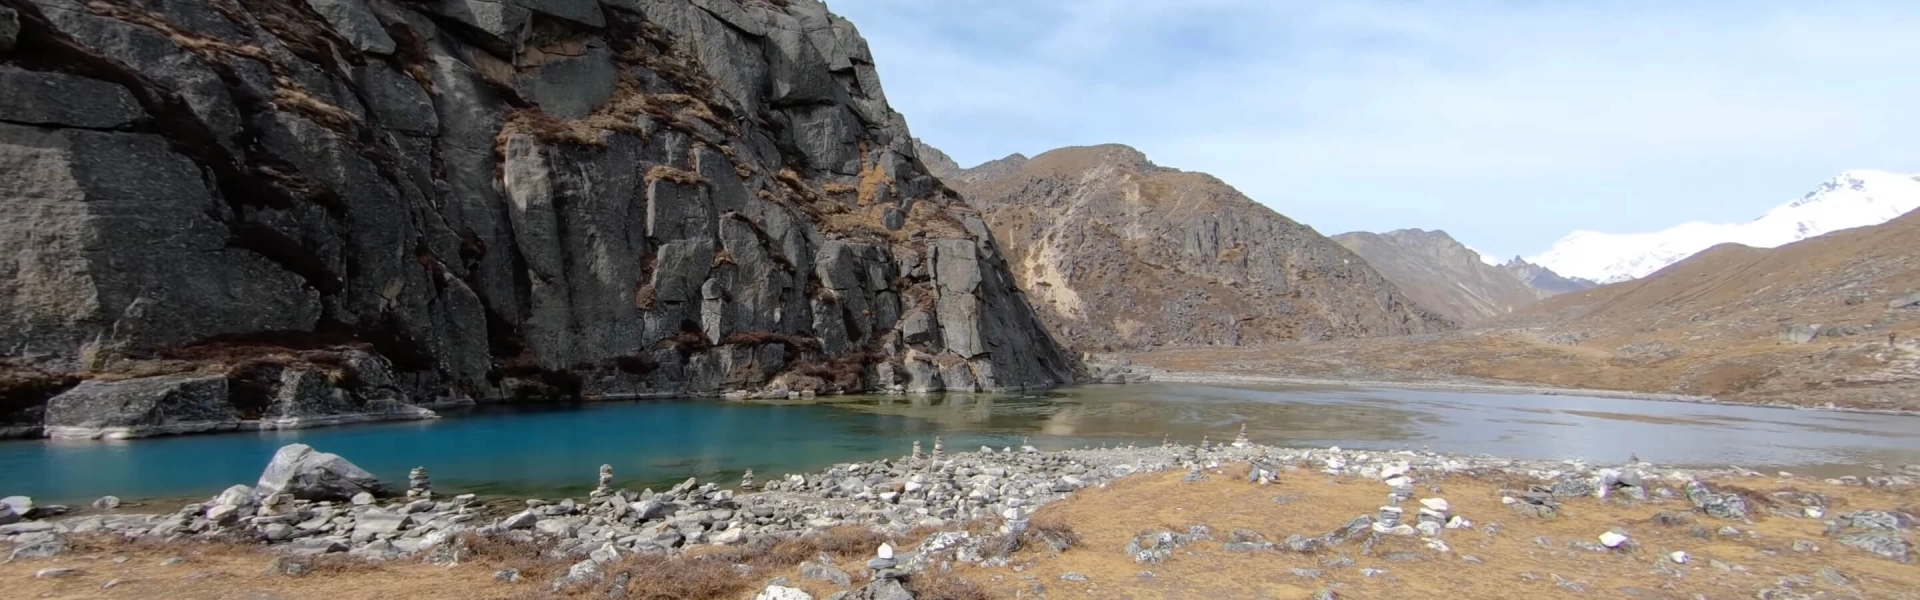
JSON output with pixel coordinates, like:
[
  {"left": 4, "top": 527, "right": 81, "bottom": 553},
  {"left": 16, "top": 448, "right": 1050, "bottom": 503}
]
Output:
[
  {"left": 919, "top": 140, "right": 1454, "bottom": 350},
  {"left": 1332, "top": 228, "right": 1567, "bottom": 323}
]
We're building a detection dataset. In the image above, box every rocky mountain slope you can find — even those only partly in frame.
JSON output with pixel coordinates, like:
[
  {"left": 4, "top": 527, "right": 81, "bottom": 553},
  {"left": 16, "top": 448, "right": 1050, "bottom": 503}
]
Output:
[
  {"left": 1530, "top": 169, "right": 1920, "bottom": 283},
  {"left": 1142, "top": 207, "right": 1920, "bottom": 410},
  {"left": 1330, "top": 229, "right": 1546, "bottom": 323},
  {"left": 1498, "top": 256, "right": 1599, "bottom": 296},
  {"left": 918, "top": 142, "right": 1452, "bottom": 350},
  {"left": 0, "top": 0, "right": 1075, "bottom": 437}
]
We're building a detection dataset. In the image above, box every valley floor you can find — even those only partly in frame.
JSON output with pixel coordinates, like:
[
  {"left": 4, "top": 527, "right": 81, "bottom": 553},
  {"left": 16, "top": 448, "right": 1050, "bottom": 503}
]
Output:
[
  {"left": 1130, "top": 326, "right": 1920, "bottom": 412},
  {"left": 6, "top": 468, "right": 1917, "bottom": 600}
]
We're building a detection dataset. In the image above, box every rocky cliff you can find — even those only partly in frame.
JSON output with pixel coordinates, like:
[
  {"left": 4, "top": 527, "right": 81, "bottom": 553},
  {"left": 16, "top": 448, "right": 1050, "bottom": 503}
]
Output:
[
  {"left": 1499, "top": 257, "right": 1598, "bottom": 297},
  {"left": 1331, "top": 229, "right": 1548, "bottom": 323},
  {"left": 0, "top": 0, "right": 1074, "bottom": 435},
  {"left": 918, "top": 142, "right": 1452, "bottom": 350}
]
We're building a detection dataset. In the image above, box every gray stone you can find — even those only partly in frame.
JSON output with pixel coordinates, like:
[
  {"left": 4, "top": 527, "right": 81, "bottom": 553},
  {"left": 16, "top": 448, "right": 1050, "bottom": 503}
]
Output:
[
  {"left": 756, "top": 585, "right": 814, "bottom": 600},
  {"left": 1685, "top": 481, "right": 1750, "bottom": 522},
  {"left": 1837, "top": 532, "right": 1912, "bottom": 563},
  {"left": 0, "top": 505, "right": 14, "bottom": 526},
  {"left": 1847, "top": 510, "right": 1905, "bottom": 531},
  {"left": 9, "top": 533, "right": 68, "bottom": 560},
  {"left": 304, "top": 0, "right": 396, "bottom": 54},
  {"left": 0, "top": 67, "right": 146, "bottom": 128},
  {"left": 494, "top": 568, "right": 521, "bottom": 582},
  {"left": 255, "top": 444, "right": 392, "bottom": 501},
  {"left": 92, "top": 496, "right": 121, "bottom": 510},
  {"left": 34, "top": 567, "right": 82, "bottom": 579},
  {"left": 503, "top": 510, "right": 539, "bottom": 529},
  {"left": 355, "top": 509, "right": 406, "bottom": 535},
  {"left": 1888, "top": 291, "right": 1920, "bottom": 310},
  {"left": 799, "top": 561, "right": 850, "bottom": 586},
  {"left": 0, "top": 496, "right": 31, "bottom": 517},
  {"left": 43, "top": 376, "right": 238, "bottom": 440}
]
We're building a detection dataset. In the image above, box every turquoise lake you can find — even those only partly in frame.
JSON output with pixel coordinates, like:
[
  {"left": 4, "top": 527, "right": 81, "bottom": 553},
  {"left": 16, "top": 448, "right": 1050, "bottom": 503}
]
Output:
[{"left": 5, "top": 383, "right": 1919, "bottom": 504}]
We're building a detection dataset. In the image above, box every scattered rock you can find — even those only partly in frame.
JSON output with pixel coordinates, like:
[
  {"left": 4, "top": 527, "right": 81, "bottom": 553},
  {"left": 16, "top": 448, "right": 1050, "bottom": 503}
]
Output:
[
  {"left": 1837, "top": 532, "right": 1912, "bottom": 563},
  {"left": 92, "top": 496, "right": 122, "bottom": 510},
  {"left": 755, "top": 584, "right": 814, "bottom": 600},
  {"left": 494, "top": 568, "right": 522, "bottom": 583},
  {"left": 799, "top": 562, "right": 850, "bottom": 586},
  {"left": 33, "top": 567, "right": 82, "bottom": 579},
  {"left": 1599, "top": 531, "right": 1630, "bottom": 548}
]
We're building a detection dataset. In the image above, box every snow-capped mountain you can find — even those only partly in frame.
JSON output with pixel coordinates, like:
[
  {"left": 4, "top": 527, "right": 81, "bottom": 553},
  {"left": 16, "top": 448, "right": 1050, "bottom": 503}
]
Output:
[{"left": 1526, "top": 169, "right": 1920, "bottom": 284}]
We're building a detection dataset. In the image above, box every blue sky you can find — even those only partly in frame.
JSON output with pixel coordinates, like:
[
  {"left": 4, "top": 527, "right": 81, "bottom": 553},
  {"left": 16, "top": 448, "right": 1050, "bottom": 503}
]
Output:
[{"left": 823, "top": 0, "right": 1920, "bottom": 260}]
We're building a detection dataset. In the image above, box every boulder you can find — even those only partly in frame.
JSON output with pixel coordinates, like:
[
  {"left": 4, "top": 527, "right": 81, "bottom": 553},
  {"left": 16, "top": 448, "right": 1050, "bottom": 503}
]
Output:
[
  {"left": 755, "top": 585, "right": 814, "bottom": 600},
  {"left": 255, "top": 444, "right": 392, "bottom": 501},
  {"left": 43, "top": 375, "right": 239, "bottom": 440}
]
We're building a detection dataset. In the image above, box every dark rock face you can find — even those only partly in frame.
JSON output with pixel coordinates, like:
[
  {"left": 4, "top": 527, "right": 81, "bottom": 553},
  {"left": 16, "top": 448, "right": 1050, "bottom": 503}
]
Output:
[
  {"left": 42, "top": 375, "right": 239, "bottom": 439},
  {"left": 919, "top": 142, "right": 1452, "bottom": 350},
  {"left": 0, "top": 0, "right": 1071, "bottom": 417}
]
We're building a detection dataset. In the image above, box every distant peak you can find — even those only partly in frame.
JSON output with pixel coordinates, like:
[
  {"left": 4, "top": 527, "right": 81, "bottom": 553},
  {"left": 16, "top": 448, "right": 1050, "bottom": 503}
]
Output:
[{"left": 1026, "top": 144, "right": 1156, "bottom": 174}]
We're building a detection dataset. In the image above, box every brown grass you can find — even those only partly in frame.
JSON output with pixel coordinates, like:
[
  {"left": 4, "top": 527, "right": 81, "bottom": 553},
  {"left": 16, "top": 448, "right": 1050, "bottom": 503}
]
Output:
[
  {"left": 646, "top": 165, "right": 706, "bottom": 186},
  {"left": 948, "top": 468, "right": 1920, "bottom": 600},
  {"left": 633, "top": 282, "right": 656, "bottom": 311},
  {"left": 273, "top": 77, "right": 360, "bottom": 132}
]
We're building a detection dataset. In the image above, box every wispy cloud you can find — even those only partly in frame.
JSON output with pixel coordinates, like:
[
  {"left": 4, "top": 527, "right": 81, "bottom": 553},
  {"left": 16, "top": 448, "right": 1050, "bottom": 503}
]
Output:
[{"left": 826, "top": 0, "right": 1920, "bottom": 258}]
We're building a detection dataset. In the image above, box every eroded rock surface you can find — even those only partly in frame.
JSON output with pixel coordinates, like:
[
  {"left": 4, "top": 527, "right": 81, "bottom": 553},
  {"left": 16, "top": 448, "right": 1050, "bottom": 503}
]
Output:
[
  {"left": 0, "top": 0, "right": 1073, "bottom": 431},
  {"left": 918, "top": 142, "right": 1452, "bottom": 350}
]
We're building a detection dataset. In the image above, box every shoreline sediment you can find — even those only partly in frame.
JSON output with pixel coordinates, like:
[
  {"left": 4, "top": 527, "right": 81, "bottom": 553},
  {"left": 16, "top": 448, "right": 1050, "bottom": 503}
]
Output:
[{"left": 1148, "top": 369, "right": 1920, "bottom": 416}]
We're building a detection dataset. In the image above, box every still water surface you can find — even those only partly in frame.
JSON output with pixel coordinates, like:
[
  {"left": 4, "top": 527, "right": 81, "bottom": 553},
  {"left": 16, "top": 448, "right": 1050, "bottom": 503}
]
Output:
[{"left": 3, "top": 383, "right": 1917, "bottom": 503}]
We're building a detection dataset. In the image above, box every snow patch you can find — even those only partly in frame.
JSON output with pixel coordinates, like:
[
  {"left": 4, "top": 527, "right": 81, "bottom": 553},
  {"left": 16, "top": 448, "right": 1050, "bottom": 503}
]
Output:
[{"left": 1526, "top": 169, "right": 1920, "bottom": 283}]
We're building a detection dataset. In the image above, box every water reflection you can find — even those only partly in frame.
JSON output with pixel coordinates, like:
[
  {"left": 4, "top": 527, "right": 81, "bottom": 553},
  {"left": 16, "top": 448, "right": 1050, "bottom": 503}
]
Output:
[{"left": 5, "top": 382, "right": 1920, "bottom": 503}]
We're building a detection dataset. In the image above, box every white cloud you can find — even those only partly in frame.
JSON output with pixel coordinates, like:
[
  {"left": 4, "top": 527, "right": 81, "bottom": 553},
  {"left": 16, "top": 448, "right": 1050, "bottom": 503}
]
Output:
[{"left": 826, "top": 0, "right": 1920, "bottom": 258}]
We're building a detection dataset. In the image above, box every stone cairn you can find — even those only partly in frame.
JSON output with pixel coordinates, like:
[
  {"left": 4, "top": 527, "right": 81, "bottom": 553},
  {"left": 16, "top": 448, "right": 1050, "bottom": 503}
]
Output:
[
  {"left": 1232, "top": 424, "right": 1252, "bottom": 448},
  {"left": 911, "top": 440, "right": 924, "bottom": 463},
  {"left": 740, "top": 469, "right": 755, "bottom": 490},
  {"left": 931, "top": 437, "right": 945, "bottom": 462},
  {"left": 1199, "top": 435, "right": 1211, "bottom": 450},
  {"left": 1162, "top": 434, "right": 1171, "bottom": 448},
  {"left": 589, "top": 464, "right": 614, "bottom": 502},
  {"left": 406, "top": 467, "right": 432, "bottom": 500}
]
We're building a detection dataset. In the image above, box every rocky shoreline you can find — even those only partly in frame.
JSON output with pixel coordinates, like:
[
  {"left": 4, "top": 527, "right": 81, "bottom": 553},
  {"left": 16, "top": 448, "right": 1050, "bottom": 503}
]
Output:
[{"left": 5, "top": 431, "right": 1917, "bottom": 595}]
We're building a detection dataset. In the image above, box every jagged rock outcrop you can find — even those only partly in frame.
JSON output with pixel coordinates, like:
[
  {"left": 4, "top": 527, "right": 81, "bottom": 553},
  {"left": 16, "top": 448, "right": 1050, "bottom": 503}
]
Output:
[
  {"left": 0, "top": 0, "right": 1072, "bottom": 428},
  {"left": 917, "top": 141, "right": 1451, "bottom": 350},
  {"left": 1500, "top": 257, "right": 1599, "bottom": 297},
  {"left": 1331, "top": 229, "right": 1548, "bottom": 323}
]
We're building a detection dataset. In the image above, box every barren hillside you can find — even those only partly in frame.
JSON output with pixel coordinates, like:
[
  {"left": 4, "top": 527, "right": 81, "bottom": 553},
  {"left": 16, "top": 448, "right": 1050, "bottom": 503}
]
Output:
[
  {"left": 1332, "top": 229, "right": 1545, "bottom": 323},
  {"left": 1138, "top": 208, "right": 1920, "bottom": 410},
  {"left": 919, "top": 142, "right": 1453, "bottom": 351}
]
